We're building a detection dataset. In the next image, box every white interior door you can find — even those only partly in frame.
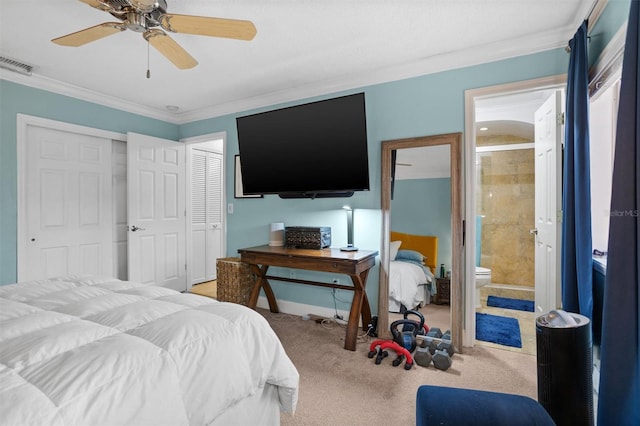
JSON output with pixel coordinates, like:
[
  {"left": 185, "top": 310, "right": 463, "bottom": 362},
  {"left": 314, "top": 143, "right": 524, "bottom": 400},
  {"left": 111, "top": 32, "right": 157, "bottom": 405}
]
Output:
[
  {"left": 190, "top": 149, "right": 223, "bottom": 285},
  {"left": 20, "top": 125, "right": 113, "bottom": 280},
  {"left": 127, "top": 132, "right": 186, "bottom": 291},
  {"left": 533, "top": 91, "right": 563, "bottom": 313}
]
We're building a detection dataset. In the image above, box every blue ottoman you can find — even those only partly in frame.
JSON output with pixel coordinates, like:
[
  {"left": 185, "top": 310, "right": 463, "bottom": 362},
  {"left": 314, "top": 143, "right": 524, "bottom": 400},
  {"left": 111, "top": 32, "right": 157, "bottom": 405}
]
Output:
[{"left": 416, "top": 385, "right": 555, "bottom": 425}]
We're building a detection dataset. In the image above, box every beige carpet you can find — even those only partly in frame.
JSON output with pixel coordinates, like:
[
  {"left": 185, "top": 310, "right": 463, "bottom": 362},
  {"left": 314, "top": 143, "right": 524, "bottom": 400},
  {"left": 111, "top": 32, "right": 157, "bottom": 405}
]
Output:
[{"left": 259, "top": 309, "right": 538, "bottom": 426}]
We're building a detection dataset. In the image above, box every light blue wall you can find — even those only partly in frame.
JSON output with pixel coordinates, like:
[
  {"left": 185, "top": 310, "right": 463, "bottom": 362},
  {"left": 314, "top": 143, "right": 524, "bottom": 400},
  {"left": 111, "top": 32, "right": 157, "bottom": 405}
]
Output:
[
  {"left": 391, "top": 178, "right": 452, "bottom": 272},
  {"left": 180, "top": 48, "right": 570, "bottom": 313},
  {"left": 588, "top": 0, "right": 631, "bottom": 67},
  {"left": 0, "top": 80, "right": 179, "bottom": 284}
]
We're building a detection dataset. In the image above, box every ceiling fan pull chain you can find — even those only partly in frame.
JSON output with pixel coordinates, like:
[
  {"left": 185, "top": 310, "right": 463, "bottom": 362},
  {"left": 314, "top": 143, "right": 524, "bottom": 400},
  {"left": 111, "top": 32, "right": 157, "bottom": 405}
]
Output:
[{"left": 146, "top": 39, "right": 151, "bottom": 79}]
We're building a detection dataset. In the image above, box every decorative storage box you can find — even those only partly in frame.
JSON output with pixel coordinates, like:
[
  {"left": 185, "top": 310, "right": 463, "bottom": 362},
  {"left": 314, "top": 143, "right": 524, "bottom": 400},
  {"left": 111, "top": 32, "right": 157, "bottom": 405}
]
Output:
[
  {"left": 216, "top": 257, "right": 255, "bottom": 306},
  {"left": 285, "top": 226, "right": 331, "bottom": 249}
]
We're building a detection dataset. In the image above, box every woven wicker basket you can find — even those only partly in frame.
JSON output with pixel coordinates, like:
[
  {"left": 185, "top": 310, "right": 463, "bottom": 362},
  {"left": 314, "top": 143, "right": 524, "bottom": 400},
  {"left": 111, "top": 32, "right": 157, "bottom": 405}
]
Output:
[{"left": 216, "top": 257, "right": 255, "bottom": 305}]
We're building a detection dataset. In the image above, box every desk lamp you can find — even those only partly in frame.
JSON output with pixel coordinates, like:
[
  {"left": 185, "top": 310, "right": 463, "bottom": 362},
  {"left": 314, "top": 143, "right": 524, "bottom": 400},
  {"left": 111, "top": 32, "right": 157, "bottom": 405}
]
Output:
[{"left": 340, "top": 205, "right": 358, "bottom": 251}]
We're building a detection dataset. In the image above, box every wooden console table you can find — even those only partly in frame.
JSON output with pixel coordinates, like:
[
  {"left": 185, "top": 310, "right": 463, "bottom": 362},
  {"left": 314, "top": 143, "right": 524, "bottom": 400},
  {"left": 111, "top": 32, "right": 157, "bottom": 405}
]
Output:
[{"left": 238, "top": 245, "right": 378, "bottom": 351}]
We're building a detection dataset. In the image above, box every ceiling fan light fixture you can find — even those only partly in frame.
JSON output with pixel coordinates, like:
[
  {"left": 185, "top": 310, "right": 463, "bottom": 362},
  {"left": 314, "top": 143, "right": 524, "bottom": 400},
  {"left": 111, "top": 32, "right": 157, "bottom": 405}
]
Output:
[{"left": 126, "top": 11, "right": 148, "bottom": 32}]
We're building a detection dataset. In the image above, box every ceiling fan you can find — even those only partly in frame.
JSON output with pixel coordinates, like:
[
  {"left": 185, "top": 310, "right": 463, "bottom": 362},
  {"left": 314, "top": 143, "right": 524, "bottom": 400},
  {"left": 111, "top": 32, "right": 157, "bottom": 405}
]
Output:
[{"left": 52, "top": 0, "right": 257, "bottom": 70}]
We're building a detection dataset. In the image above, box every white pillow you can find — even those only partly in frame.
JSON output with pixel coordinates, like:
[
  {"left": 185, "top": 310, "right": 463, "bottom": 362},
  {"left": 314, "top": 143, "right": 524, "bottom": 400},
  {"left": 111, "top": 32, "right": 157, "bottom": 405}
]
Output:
[{"left": 390, "top": 240, "right": 402, "bottom": 260}]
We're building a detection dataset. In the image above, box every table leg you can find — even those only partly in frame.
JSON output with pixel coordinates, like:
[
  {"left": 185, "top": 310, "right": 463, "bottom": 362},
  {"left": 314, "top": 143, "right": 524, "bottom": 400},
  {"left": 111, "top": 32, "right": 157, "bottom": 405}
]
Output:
[
  {"left": 358, "top": 269, "right": 372, "bottom": 330},
  {"left": 247, "top": 264, "right": 279, "bottom": 313},
  {"left": 344, "top": 270, "right": 372, "bottom": 351}
]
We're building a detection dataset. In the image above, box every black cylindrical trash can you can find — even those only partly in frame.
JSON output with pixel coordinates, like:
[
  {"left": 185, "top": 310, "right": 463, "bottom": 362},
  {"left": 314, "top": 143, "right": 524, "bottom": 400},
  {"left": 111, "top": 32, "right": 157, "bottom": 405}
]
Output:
[{"left": 536, "top": 309, "right": 593, "bottom": 426}]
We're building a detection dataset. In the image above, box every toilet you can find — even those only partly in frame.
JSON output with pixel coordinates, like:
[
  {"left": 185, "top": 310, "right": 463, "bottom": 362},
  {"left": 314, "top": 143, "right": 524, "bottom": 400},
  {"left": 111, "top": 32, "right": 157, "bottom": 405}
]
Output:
[{"left": 475, "top": 266, "right": 492, "bottom": 308}]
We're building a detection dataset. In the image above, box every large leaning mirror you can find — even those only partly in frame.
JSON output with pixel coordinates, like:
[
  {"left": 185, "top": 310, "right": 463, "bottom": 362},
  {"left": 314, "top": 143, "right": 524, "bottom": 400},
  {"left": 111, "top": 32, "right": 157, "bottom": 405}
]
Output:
[{"left": 378, "top": 133, "right": 463, "bottom": 352}]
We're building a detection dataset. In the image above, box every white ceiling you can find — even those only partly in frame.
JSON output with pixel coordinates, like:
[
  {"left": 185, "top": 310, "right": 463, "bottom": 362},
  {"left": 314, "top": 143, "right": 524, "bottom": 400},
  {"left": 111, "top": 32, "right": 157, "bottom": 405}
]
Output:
[
  {"left": 395, "top": 145, "right": 451, "bottom": 180},
  {"left": 0, "top": 1, "right": 594, "bottom": 124}
]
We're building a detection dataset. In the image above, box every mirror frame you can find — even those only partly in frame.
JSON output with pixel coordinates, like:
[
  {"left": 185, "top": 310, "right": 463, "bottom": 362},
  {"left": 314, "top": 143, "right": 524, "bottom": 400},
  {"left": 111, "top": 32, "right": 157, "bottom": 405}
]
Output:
[{"left": 378, "top": 132, "right": 463, "bottom": 352}]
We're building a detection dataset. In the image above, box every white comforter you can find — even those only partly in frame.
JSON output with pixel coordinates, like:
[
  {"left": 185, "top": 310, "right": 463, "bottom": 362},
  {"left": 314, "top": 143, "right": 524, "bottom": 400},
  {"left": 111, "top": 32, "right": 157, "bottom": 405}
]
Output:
[
  {"left": 388, "top": 261, "right": 434, "bottom": 312},
  {"left": 0, "top": 276, "right": 299, "bottom": 426}
]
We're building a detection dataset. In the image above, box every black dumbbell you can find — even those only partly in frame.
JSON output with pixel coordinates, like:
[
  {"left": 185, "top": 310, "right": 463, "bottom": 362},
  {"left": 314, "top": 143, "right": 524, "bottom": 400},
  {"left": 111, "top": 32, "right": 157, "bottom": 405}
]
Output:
[
  {"left": 422, "top": 328, "right": 443, "bottom": 354},
  {"left": 427, "top": 328, "right": 443, "bottom": 338},
  {"left": 437, "top": 340, "right": 455, "bottom": 356},
  {"left": 432, "top": 349, "right": 453, "bottom": 371},
  {"left": 414, "top": 346, "right": 433, "bottom": 367},
  {"left": 420, "top": 337, "right": 438, "bottom": 354}
]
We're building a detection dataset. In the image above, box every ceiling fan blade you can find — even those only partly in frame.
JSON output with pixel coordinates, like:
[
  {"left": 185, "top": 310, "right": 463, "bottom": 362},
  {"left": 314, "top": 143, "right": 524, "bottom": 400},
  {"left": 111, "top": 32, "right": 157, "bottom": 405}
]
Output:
[
  {"left": 79, "top": 0, "right": 111, "bottom": 11},
  {"left": 143, "top": 29, "right": 198, "bottom": 69},
  {"left": 159, "top": 14, "right": 257, "bottom": 41},
  {"left": 52, "top": 23, "right": 125, "bottom": 47}
]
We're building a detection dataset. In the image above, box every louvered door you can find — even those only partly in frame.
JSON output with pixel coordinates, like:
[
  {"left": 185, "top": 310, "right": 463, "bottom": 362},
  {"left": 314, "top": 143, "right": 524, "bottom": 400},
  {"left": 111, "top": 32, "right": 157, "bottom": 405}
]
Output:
[{"left": 190, "top": 149, "right": 223, "bottom": 285}]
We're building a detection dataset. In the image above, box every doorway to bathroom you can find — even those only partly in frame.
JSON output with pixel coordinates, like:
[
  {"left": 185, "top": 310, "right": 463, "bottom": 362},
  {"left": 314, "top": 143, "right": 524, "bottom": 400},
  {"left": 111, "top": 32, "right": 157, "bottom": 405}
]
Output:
[{"left": 464, "top": 76, "right": 566, "bottom": 353}]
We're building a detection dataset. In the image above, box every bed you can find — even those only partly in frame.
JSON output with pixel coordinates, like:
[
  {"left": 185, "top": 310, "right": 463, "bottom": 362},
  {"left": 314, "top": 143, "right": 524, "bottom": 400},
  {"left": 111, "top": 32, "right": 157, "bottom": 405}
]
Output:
[
  {"left": 0, "top": 275, "right": 299, "bottom": 426},
  {"left": 388, "top": 231, "right": 438, "bottom": 312}
]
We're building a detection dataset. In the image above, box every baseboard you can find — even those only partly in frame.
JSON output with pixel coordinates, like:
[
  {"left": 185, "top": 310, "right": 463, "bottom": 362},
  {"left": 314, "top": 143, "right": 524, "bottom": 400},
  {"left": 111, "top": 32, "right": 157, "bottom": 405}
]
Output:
[
  {"left": 256, "top": 296, "right": 357, "bottom": 325},
  {"left": 482, "top": 284, "right": 535, "bottom": 301},
  {"left": 485, "top": 283, "right": 534, "bottom": 292}
]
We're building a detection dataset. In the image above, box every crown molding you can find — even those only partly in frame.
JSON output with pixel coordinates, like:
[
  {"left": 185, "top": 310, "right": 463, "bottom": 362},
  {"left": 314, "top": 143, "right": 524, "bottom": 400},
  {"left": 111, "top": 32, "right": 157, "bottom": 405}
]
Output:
[
  {"left": 0, "top": 69, "right": 181, "bottom": 124},
  {"left": 178, "top": 28, "right": 571, "bottom": 123},
  {"left": 3, "top": 24, "right": 574, "bottom": 126}
]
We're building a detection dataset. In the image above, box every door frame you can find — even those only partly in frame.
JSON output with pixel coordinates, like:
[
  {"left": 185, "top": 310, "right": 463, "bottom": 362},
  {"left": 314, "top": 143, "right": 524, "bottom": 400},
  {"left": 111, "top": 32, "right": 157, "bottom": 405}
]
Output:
[
  {"left": 463, "top": 75, "right": 566, "bottom": 347},
  {"left": 16, "top": 114, "right": 126, "bottom": 281},
  {"left": 182, "top": 132, "right": 227, "bottom": 291}
]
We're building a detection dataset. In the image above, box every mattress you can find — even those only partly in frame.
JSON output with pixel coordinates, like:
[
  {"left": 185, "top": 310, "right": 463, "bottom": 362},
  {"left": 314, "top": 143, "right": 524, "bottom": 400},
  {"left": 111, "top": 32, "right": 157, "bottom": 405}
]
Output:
[{"left": 0, "top": 276, "right": 299, "bottom": 426}]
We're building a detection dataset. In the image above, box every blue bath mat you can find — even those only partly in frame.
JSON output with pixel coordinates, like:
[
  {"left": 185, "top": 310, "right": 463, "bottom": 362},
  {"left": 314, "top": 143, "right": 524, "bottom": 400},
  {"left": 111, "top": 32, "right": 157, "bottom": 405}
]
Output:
[
  {"left": 487, "top": 295, "right": 535, "bottom": 312},
  {"left": 475, "top": 313, "right": 522, "bottom": 348}
]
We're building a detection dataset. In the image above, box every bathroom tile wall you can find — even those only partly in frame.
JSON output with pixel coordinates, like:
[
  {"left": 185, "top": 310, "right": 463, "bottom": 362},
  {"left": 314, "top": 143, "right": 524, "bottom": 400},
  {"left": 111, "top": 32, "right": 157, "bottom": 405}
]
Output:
[{"left": 477, "top": 134, "right": 535, "bottom": 288}]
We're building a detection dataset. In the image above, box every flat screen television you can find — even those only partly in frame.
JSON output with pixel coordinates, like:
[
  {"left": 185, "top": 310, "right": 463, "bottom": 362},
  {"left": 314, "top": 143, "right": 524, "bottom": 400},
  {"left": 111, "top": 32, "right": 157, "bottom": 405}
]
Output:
[{"left": 236, "top": 92, "right": 370, "bottom": 198}]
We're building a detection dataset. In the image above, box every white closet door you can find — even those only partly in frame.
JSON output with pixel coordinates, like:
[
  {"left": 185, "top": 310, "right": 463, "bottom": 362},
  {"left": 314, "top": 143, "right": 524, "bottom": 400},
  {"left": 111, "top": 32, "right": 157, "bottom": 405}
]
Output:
[
  {"left": 20, "top": 126, "right": 113, "bottom": 280},
  {"left": 127, "top": 132, "right": 186, "bottom": 291},
  {"left": 190, "top": 149, "right": 223, "bottom": 285}
]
